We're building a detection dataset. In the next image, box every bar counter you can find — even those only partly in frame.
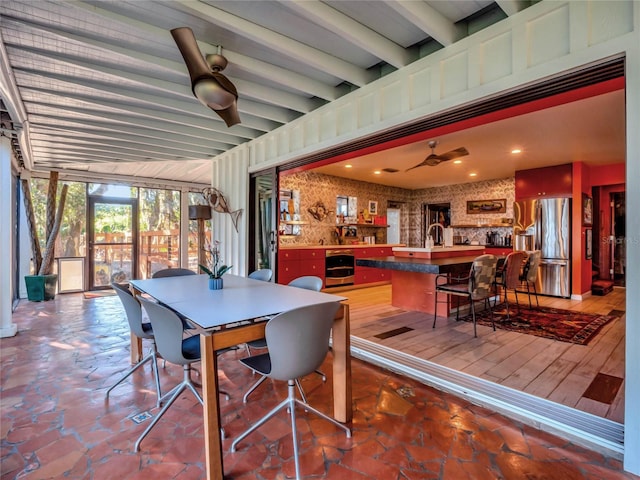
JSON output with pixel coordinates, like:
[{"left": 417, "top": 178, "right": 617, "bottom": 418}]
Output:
[{"left": 356, "top": 254, "right": 479, "bottom": 316}]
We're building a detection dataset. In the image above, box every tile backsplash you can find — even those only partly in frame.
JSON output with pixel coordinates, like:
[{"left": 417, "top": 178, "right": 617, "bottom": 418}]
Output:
[{"left": 280, "top": 170, "right": 515, "bottom": 247}]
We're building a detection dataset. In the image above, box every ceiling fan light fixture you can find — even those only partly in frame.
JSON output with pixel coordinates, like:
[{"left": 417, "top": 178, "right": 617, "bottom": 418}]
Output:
[{"left": 194, "top": 80, "right": 235, "bottom": 110}]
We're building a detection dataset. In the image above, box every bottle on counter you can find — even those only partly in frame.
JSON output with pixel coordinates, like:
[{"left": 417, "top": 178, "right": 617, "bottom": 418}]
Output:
[{"left": 425, "top": 235, "right": 434, "bottom": 248}]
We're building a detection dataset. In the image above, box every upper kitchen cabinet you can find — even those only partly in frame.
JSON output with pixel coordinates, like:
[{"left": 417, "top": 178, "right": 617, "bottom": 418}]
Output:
[{"left": 515, "top": 164, "right": 572, "bottom": 200}]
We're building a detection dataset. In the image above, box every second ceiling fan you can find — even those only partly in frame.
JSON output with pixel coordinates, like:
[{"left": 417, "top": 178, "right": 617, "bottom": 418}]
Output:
[{"left": 406, "top": 140, "right": 469, "bottom": 171}]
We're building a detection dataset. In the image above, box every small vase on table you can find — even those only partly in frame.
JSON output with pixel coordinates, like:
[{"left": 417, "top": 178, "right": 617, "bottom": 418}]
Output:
[{"left": 209, "top": 277, "right": 223, "bottom": 290}]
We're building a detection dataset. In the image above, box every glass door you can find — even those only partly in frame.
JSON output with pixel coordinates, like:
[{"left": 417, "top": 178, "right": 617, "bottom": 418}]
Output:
[
  {"left": 249, "top": 169, "right": 277, "bottom": 276},
  {"left": 88, "top": 197, "right": 138, "bottom": 289}
]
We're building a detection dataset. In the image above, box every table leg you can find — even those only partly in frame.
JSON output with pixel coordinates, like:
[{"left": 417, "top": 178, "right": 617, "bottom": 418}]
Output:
[
  {"left": 332, "top": 303, "right": 352, "bottom": 423},
  {"left": 130, "top": 332, "right": 142, "bottom": 364},
  {"left": 129, "top": 285, "right": 143, "bottom": 364},
  {"left": 200, "top": 334, "right": 224, "bottom": 480}
]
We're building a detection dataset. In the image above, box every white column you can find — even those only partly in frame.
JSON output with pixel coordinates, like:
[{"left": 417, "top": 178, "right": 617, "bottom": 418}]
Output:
[
  {"left": 0, "top": 135, "right": 17, "bottom": 337},
  {"left": 623, "top": 6, "right": 640, "bottom": 474}
]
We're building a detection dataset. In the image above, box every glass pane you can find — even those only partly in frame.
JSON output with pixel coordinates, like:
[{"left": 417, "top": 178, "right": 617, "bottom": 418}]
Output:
[
  {"left": 30, "top": 179, "right": 87, "bottom": 257},
  {"left": 59, "top": 182, "right": 87, "bottom": 257},
  {"left": 93, "top": 245, "right": 133, "bottom": 285},
  {"left": 139, "top": 188, "right": 182, "bottom": 278},
  {"left": 93, "top": 204, "right": 133, "bottom": 242},
  {"left": 88, "top": 183, "right": 137, "bottom": 198},
  {"left": 188, "top": 192, "right": 212, "bottom": 271}
]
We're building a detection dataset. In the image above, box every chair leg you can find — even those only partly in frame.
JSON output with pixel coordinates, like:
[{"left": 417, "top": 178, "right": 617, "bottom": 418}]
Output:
[
  {"left": 470, "top": 299, "right": 477, "bottom": 338},
  {"left": 106, "top": 348, "right": 162, "bottom": 409},
  {"left": 232, "top": 380, "right": 351, "bottom": 480},
  {"left": 135, "top": 365, "right": 210, "bottom": 451},
  {"left": 293, "top": 396, "right": 351, "bottom": 438},
  {"left": 486, "top": 296, "right": 496, "bottom": 332},
  {"left": 295, "top": 379, "right": 308, "bottom": 404},
  {"left": 135, "top": 381, "right": 186, "bottom": 451},
  {"left": 432, "top": 290, "right": 438, "bottom": 329},
  {"left": 232, "top": 396, "right": 292, "bottom": 453},
  {"left": 504, "top": 289, "right": 511, "bottom": 320},
  {"left": 243, "top": 375, "right": 268, "bottom": 403},
  {"left": 533, "top": 283, "right": 539, "bottom": 307},
  {"left": 150, "top": 351, "right": 162, "bottom": 408}
]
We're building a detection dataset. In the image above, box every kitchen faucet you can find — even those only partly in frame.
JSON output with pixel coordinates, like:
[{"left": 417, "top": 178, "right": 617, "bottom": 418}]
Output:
[{"left": 427, "top": 223, "right": 444, "bottom": 246}]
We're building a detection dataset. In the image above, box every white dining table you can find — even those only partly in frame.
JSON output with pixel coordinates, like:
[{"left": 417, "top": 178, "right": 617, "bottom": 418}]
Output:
[{"left": 128, "top": 274, "right": 351, "bottom": 480}]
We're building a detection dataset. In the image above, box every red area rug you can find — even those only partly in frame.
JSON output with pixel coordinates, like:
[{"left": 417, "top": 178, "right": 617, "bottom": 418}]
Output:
[{"left": 460, "top": 304, "right": 622, "bottom": 345}]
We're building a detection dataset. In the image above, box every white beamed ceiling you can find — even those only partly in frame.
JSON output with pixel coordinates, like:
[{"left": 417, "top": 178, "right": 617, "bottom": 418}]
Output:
[{"left": 0, "top": 1, "right": 624, "bottom": 189}]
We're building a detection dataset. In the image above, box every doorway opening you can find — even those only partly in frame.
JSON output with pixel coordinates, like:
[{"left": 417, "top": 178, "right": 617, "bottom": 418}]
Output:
[
  {"left": 612, "top": 191, "right": 625, "bottom": 287},
  {"left": 87, "top": 196, "right": 138, "bottom": 290},
  {"left": 423, "top": 203, "right": 451, "bottom": 246}
]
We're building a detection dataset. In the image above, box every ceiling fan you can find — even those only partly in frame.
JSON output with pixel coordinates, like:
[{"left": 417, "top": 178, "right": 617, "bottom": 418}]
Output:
[
  {"left": 170, "top": 27, "right": 240, "bottom": 127},
  {"left": 405, "top": 140, "right": 469, "bottom": 171}
]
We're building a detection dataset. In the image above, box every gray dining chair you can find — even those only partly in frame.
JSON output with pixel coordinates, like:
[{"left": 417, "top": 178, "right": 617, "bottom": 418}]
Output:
[
  {"left": 242, "top": 275, "right": 326, "bottom": 403},
  {"left": 231, "top": 302, "right": 351, "bottom": 480},
  {"left": 248, "top": 268, "right": 273, "bottom": 282},
  {"left": 152, "top": 267, "right": 195, "bottom": 278},
  {"left": 107, "top": 282, "right": 162, "bottom": 408},
  {"left": 433, "top": 254, "right": 499, "bottom": 337},
  {"left": 151, "top": 267, "right": 196, "bottom": 332},
  {"left": 134, "top": 297, "right": 229, "bottom": 451}
]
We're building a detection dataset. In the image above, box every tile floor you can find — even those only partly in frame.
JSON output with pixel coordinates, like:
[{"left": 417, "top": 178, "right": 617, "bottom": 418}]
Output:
[{"left": 2, "top": 293, "right": 638, "bottom": 479}]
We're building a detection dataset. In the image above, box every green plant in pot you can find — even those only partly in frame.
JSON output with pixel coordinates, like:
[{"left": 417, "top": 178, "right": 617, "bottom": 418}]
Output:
[
  {"left": 199, "top": 240, "right": 232, "bottom": 290},
  {"left": 22, "top": 171, "right": 69, "bottom": 301}
]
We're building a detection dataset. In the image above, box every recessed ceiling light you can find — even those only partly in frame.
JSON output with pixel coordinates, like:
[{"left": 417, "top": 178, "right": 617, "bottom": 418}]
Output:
[
  {"left": 453, "top": 160, "right": 462, "bottom": 164},
  {"left": 511, "top": 148, "right": 522, "bottom": 154},
  {"left": 373, "top": 170, "right": 381, "bottom": 175},
  {"left": 469, "top": 172, "right": 477, "bottom": 177},
  {"left": 345, "top": 164, "right": 352, "bottom": 168}
]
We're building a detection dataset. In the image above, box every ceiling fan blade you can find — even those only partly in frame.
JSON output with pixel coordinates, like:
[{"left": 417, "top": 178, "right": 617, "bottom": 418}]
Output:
[
  {"left": 405, "top": 153, "right": 439, "bottom": 171},
  {"left": 171, "top": 27, "right": 241, "bottom": 127},
  {"left": 170, "top": 27, "right": 211, "bottom": 85},
  {"left": 437, "top": 147, "right": 469, "bottom": 162},
  {"left": 405, "top": 162, "right": 426, "bottom": 172},
  {"left": 216, "top": 102, "right": 241, "bottom": 127}
]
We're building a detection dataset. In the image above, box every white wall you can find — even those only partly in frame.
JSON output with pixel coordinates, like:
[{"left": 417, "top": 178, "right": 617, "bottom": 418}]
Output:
[
  {"left": 0, "top": 136, "right": 17, "bottom": 337},
  {"left": 211, "top": 1, "right": 639, "bottom": 473}
]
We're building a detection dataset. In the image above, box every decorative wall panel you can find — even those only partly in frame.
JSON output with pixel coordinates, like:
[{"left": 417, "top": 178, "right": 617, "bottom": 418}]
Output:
[
  {"left": 481, "top": 32, "right": 513, "bottom": 84},
  {"left": 440, "top": 52, "right": 469, "bottom": 98},
  {"left": 527, "top": 5, "right": 570, "bottom": 68},
  {"left": 588, "top": 1, "right": 634, "bottom": 45}
]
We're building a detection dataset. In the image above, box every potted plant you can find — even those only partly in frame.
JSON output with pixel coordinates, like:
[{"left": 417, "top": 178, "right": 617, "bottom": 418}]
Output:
[
  {"left": 199, "top": 240, "right": 232, "bottom": 290},
  {"left": 22, "top": 171, "right": 69, "bottom": 301}
]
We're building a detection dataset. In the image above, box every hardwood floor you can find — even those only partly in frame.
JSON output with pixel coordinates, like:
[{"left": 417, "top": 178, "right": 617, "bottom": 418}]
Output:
[{"left": 341, "top": 283, "right": 626, "bottom": 422}]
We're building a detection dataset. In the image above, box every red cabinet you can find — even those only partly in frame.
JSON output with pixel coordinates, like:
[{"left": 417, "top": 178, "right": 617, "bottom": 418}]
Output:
[
  {"left": 515, "top": 164, "right": 572, "bottom": 200},
  {"left": 277, "top": 249, "right": 325, "bottom": 285},
  {"left": 278, "top": 246, "right": 394, "bottom": 287},
  {"left": 354, "top": 247, "right": 392, "bottom": 285},
  {"left": 299, "top": 249, "right": 325, "bottom": 279}
]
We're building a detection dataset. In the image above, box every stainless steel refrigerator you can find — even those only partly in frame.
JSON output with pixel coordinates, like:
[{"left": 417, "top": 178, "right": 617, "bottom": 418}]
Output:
[{"left": 513, "top": 198, "right": 571, "bottom": 298}]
